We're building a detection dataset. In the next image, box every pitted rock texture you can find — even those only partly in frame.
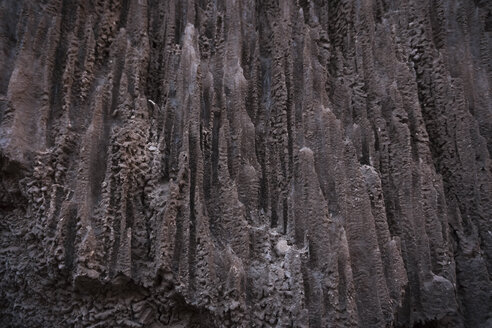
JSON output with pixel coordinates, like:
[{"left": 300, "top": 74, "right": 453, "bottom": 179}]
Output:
[{"left": 0, "top": 0, "right": 491, "bottom": 327}]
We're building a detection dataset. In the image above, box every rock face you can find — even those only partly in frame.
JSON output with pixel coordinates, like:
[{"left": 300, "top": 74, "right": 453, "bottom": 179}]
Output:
[{"left": 0, "top": 0, "right": 491, "bottom": 327}]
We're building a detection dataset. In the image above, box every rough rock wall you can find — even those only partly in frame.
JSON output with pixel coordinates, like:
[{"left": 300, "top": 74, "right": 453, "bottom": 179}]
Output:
[{"left": 0, "top": 0, "right": 491, "bottom": 327}]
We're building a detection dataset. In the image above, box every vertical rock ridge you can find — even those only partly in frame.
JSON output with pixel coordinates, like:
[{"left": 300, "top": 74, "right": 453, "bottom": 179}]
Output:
[{"left": 0, "top": 1, "right": 491, "bottom": 327}]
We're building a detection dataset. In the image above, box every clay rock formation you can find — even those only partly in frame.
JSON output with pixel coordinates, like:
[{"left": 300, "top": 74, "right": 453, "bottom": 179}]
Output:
[{"left": 0, "top": 0, "right": 491, "bottom": 327}]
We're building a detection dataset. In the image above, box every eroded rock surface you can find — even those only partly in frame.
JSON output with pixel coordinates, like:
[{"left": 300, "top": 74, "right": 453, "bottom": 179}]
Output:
[{"left": 0, "top": 0, "right": 491, "bottom": 327}]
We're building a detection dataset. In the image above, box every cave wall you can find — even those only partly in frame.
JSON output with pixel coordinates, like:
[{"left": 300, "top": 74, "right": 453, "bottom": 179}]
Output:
[{"left": 0, "top": 0, "right": 491, "bottom": 327}]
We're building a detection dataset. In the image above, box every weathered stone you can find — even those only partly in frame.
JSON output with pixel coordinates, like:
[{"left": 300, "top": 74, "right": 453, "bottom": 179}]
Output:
[{"left": 0, "top": 1, "right": 491, "bottom": 327}]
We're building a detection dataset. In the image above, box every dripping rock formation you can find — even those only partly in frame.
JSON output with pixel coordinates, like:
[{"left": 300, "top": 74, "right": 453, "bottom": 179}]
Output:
[{"left": 1, "top": 0, "right": 491, "bottom": 327}]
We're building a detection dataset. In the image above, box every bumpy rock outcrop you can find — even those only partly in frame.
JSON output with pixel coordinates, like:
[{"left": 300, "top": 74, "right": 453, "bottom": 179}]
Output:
[{"left": 0, "top": 0, "right": 491, "bottom": 327}]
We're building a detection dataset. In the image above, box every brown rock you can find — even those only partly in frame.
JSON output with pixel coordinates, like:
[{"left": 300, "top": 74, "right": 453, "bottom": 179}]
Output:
[{"left": 0, "top": 1, "right": 491, "bottom": 327}]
